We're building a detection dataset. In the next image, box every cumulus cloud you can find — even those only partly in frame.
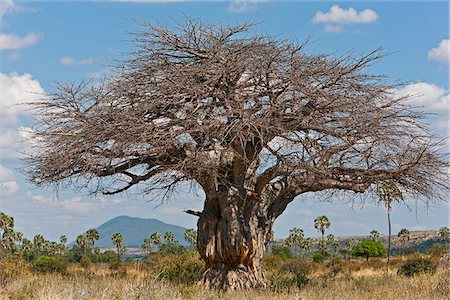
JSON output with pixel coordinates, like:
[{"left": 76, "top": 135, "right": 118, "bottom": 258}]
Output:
[
  {"left": 61, "top": 56, "right": 97, "bottom": 66},
  {"left": 427, "top": 39, "right": 449, "bottom": 65},
  {"left": 0, "top": 72, "right": 45, "bottom": 115},
  {"left": 312, "top": 5, "right": 377, "bottom": 33},
  {"left": 228, "top": 0, "right": 265, "bottom": 13},
  {"left": 0, "top": 32, "right": 41, "bottom": 50},
  {"left": 395, "top": 82, "right": 449, "bottom": 112}
]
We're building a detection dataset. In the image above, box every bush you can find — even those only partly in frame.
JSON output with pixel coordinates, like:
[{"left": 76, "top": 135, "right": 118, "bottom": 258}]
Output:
[
  {"left": 427, "top": 243, "right": 448, "bottom": 258},
  {"left": 153, "top": 251, "right": 205, "bottom": 284},
  {"left": 397, "top": 257, "right": 437, "bottom": 277},
  {"left": 352, "top": 240, "right": 386, "bottom": 261},
  {"left": 271, "top": 245, "right": 292, "bottom": 260},
  {"left": 30, "top": 256, "right": 67, "bottom": 274},
  {"left": 280, "top": 258, "right": 313, "bottom": 276},
  {"left": 312, "top": 251, "right": 324, "bottom": 263},
  {"left": 264, "top": 255, "right": 283, "bottom": 272}
]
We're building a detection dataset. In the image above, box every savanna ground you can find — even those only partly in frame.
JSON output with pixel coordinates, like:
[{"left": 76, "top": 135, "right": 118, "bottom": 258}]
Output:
[{"left": 1, "top": 252, "right": 448, "bottom": 300}]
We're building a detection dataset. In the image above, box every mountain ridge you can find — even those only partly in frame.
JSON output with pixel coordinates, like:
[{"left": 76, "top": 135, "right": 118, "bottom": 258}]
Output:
[{"left": 72, "top": 215, "right": 189, "bottom": 248}]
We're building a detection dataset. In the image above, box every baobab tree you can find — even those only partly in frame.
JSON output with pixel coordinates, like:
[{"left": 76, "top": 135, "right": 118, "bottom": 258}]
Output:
[{"left": 24, "top": 19, "right": 448, "bottom": 290}]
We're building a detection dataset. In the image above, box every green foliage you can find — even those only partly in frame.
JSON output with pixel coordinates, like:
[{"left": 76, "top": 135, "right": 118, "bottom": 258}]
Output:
[
  {"left": 312, "top": 251, "right": 324, "bottom": 263},
  {"left": 427, "top": 243, "right": 448, "bottom": 258},
  {"left": 397, "top": 257, "right": 437, "bottom": 277},
  {"left": 153, "top": 251, "right": 205, "bottom": 284},
  {"left": 269, "top": 258, "right": 311, "bottom": 292},
  {"left": 352, "top": 240, "right": 386, "bottom": 260},
  {"left": 97, "top": 250, "right": 120, "bottom": 263},
  {"left": 30, "top": 256, "right": 67, "bottom": 274},
  {"left": 271, "top": 245, "right": 292, "bottom": 260}
]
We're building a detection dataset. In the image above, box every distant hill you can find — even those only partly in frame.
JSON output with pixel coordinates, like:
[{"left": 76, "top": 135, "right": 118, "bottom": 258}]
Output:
[{"left": 73, "top": 216, "right": 189, "bottom": 248}]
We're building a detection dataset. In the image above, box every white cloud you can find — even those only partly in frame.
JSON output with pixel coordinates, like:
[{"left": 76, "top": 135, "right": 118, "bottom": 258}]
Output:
[
  {"left": 312, "top": 5, "right": 377, "bottom": 33},
  {"left": 0, "top": 72, "right": 45, "bottom": 115},
  {"left": 395, "top": 82, "right": 449, "bottom": 112},
  {"left": 0, "top": 32, "right": 41, "bottom": 50},
  {"left": 228, "top": 0, "right": 265, "bottom": 13},
  {"left": 61, "top": 196, "right": 95, "bottom": 213},
  {"left": 312, "top": 5, "right": 378, "bottom": 24},
  {"left": 427, "top": 39, "right": 450, "bottom": 65},
  {"left": 61, "top": 56, "right": 97, "bottom": 66}
]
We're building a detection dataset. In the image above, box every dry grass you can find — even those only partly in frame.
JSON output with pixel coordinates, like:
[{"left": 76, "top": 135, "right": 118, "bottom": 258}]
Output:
[{"left": 1, "top": 258, "right": 448, "bottom": 300}]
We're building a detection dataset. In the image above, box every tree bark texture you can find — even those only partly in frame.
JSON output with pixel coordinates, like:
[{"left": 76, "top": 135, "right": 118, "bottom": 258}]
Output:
[{"left": 197, "top": 187, "right": 276, "bottom": 290}]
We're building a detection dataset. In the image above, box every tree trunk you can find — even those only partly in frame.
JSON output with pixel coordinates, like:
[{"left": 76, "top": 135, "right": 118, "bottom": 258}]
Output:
[
  {"left": 387, "top": 206, "right": 391, "bottom": 272},
  {"left": 197, "top": 187, "right": 274, "bottom": 290}
]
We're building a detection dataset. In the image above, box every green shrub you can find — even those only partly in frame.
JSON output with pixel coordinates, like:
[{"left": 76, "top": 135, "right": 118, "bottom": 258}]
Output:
[
  {"left": 352, "top": 240, "right": 386, "bottom": 261},
  {"left": 264, "top": 255, "right": 283, "bottom": 272},
  {"left": 271, "top": 245, "right": 292, "bottom": 260},
  {"left": 397, "top": 257, "right": 437, "bottom": 277},
  {"left": 269, "top": 273, "right": 297, "bottom": 293},
  {"left": 312, "top": 251, "right": 324, "bottom": 263},
  {"left": 30, "top": 256, "right": 67, "bottom": 274},
  {"left": 154, "top": 251, "right": 205, "bottom": 284},
  {"left": 427, "top": 243, "right": 448, "bottom": 258}
]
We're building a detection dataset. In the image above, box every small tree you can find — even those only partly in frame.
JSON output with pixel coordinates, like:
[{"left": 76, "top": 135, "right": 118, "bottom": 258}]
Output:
[
  {"left": 33, "top": 234, "right": 45, "bottom": 257},
  {"left": 352, "top": 240, "right": 386, "bottom": 261}
]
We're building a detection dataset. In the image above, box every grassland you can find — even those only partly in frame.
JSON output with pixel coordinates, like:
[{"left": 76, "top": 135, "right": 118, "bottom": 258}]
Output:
[{"left": 1, "top": 254, "right": 448, "bottom": 300}]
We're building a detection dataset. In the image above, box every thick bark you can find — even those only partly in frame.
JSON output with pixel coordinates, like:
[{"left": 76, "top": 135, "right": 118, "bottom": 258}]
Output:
[{"left": 197, "top": 187, "right": 274, "bottom": 290}]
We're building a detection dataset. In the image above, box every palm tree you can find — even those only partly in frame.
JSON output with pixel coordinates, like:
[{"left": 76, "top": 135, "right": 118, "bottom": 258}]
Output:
[
  {"left": 150, "top": 232, "right": 162, "bottom": 250},
  {"left": 76, "top": 234, "right": 89, "bottom": 255},
  {"left": 86, "top": 228, "right": 100, "bottom": 252},
  {"left": 141, "top": 238, "right": 152, "bottom": 257},
  {"left": 33, "top": 234, "right": 45, "bottom": 257},
  {"left": 0, "top": 212, "right": 14, "bottom": 257},
  {"left": 59, "top": 235, "right": 67, "bottom": 254},
  {"left": 21, "top": 238, "right": 33, "bottom": 256},
  {"left": 370, "top": 230, "right": 380, "bottom": 241},
  {"left": 397, "top": 228, "right": 410, "bottom": 247},
  {"left": 302, "top": 237, "right": 313, "bottom": 254},
  {"left": 376, "top": 182, "right": 402, "bottom": 271},
  {"left": 285, "top": 227, "right": 304, "bottom": 257},
  {"left": 164, "top": 231, "right": 175, "bottom": 244},
  {"left": 111, "top": 233, "right": 125, "bottom": 261},
  {"left": 184, "top": 229, "right": 197, "bottom": 249},
  {"left": 438, "top": 227, "right": 449, "bottom": 241},
  {"left": 314, "top": 216, "right": 331, "bottom": 255}
]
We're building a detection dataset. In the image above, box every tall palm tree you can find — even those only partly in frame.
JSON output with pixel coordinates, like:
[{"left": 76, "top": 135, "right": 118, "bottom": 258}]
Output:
[
  {"left": 285, "top": 227, "right": 304, "bottom": 257},
  {"left": 376, "top": 182, "right": 402, "bottom": 272},
  {"left": 141, "top": 238, "right": 152, "bottom": 257},
  {"left": 0, "top": 212, "right": 14, "bottom": 257},
  {"left": 314, "top": 215, "right": 331, "bottom": 255},
  {"left": 33, "top": 234, "right": 45, "bottom": 257},
  {"left": 76, "top": 234, "right": 89, "bottom": 255},
  {"left": 302, "top": 237, "right": 313, "bottom": 254},
  {"left": 184, "top": 229, "right": 197, "bottom": 249},
  {"left": 164, "top": 231, "right": 175, "bottom": 244},
  {"left": 370, "top": 230, "right": 380, "bottom": 241},
  {"left": 111, "top": 233, "right": 125, "bottom": 261},
  {"left": 86, "top": 228, "right": 100, "bottom": 252},
  {"left": 150, "top": 232, "right": 162, "bottom": 250},
  {"left": 397, "top": 228, "right": 410, "bottom": 247}
]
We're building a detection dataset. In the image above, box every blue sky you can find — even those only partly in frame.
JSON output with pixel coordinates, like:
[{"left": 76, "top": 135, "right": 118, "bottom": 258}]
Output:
[{"left": 0, "top": 0, "right": 448, "bottom": 242}]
